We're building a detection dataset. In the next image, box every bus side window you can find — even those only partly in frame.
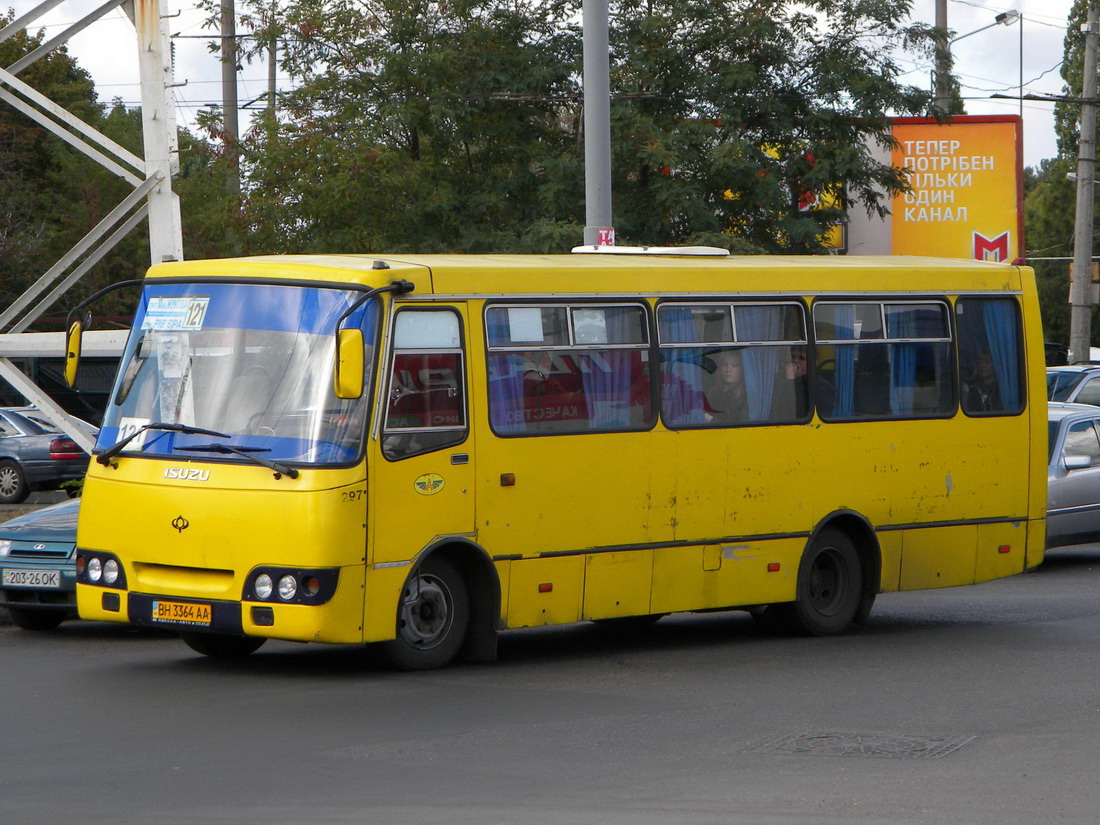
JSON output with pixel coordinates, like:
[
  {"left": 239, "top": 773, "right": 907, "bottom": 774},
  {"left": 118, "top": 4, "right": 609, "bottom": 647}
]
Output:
[
  {"left": 382, "top": 309, "right": 468, "bottom": 460},
  {"left": 814, "top": 301, "right": 954, "bottom": 421},
  {"left": 956, "top": 297, "right": 1024, "bottom": 416},
  {"left": 485, "top": 304, "right": 652, "bottom": 436},
  {"left": 657, "top": 302, "right": 809, "bottom": 428}
]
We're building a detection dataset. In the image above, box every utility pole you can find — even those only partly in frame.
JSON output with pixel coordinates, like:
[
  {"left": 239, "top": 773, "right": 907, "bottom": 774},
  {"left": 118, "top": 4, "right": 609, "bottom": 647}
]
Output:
[
  {"left": 220, "top": 0, "right": 239, "bottom": 196},
  {"left": 1071, "top": 3, "right": 1100, "bottom": 364},
  {"left": 934, "top": 0, "right": 950, "bottom": 111},
  {"left": 267, "top": 0, "right": 277, "bottom": 117},
  {"left": 582, "top": 0, "right": 614, "bottom": 246}
]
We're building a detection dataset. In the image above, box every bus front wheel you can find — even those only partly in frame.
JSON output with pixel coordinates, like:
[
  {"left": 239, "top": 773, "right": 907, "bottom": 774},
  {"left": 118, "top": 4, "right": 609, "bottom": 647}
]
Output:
[
  {"left": 180, "top": 632, "right": 266, "bottom": 658},
  {"left": 784, "top": 528, "right": 862, "bottom": 636},
  {"left": 381, "top": 555, "right": 469, "bottom": 671}
]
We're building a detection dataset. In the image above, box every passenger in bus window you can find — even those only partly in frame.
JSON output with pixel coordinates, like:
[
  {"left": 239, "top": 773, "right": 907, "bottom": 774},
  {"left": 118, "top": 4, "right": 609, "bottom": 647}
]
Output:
[
  {"left": 771, "top": 345, "right": 809, "bottom": 419},
  {"left": 704, "top": 349, "right": 748, "bottom": 424},
  {"left": 963, "top": 350, "right": 1000, "bottom": 412}
]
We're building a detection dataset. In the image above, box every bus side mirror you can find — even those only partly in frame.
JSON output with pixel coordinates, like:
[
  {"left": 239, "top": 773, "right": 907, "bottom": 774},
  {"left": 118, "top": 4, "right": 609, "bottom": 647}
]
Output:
[
  {"left": 334, "top": 328, "right": 364, "bottom": 399},
  {"left": 64, "top": 320, "right": 83, "bottom": 387}
]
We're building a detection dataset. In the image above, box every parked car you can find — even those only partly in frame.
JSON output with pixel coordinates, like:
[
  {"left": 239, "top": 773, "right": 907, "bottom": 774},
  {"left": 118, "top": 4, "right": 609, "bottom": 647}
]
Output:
[
  {"left": 0, "top": 497, "right": 79, "bottom": 630},
  {"left": 1047, "top": 365, "right": 1100, "bottom": 406},
  {"left": 0, "top": 406, "right": 91, "bottom": 504},
  {"left": 1047, "top": 402, "right": 1100, "bottom": 549}
]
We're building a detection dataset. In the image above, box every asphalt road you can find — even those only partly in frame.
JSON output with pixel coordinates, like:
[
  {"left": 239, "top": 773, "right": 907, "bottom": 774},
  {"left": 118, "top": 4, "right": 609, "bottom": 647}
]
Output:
[{"left": 3, "top": 548, "right": 1100, "bottom": 825}]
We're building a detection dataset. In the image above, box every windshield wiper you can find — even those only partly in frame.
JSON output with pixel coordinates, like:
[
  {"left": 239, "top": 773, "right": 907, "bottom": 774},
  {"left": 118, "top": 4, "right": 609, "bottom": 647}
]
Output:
[
  {"left": 172, "top": 443, "right": 299, "bottom": 480},
  {"left": 97, "top": 423, "right": 231, "bottom": 466}
]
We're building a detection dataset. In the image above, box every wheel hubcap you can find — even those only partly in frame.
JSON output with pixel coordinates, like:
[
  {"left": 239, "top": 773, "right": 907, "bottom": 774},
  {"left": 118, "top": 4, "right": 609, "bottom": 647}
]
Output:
[
  {"left": 397, "top": 573, "right": 452, "bottom": 649},
  {"left": 0, "top": 467, "right": 18, "bottom": 496},
  {"left": 808, "top": 548, "right": 848, "bottom": 617}
]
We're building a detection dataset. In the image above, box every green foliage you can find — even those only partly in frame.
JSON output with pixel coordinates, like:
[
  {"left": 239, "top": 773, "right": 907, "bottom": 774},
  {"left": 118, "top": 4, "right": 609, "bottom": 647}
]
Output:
[
  {"left": 1025, "top": 1, "right": 1100, "bottom": 352},
  {"left": 0, "top": 17, "right": 102, "bottom": 312},
  {"left": 219, "top": 0, "right": 933, "bottom": 255},
  {"left": 0, "top": 17, "right": 238, "bottom": 324},
  {"left": 1025, "top": 157, "right": 1079, "bottom": 347}
]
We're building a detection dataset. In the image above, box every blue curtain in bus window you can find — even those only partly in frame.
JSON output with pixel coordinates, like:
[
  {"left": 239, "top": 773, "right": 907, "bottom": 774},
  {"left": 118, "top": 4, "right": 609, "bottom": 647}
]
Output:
[
  {"left": 888, "top": 310, "right": 917, "bottom": 416},
  {"left": 485, "top": 311, "right": 527, "bottom": 434},
  {"left": 736, "top": 306, "right": 779, "bottom": 421},
  {"left": 659, "top": 308, "right": 705, "bottom": 426},
  {"left": 580, "top": 351, "right": 633, "bottom": 428},
  {"left": 983, "top": 300, "right": 1020, "bottom": 410},
  {"left": 487, "top": 352, "right": 528, "bottom": 434},
  {"left": 833, "top": 305, "right": 857, "bottom": 417}
]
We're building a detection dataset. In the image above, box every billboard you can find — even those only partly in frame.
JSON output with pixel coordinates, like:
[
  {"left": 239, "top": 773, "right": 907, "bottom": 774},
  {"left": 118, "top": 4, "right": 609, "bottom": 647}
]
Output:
[
  {"left": 890, "top": 116, "right": 1023, "bottom": 261},
  {"left": 846, "top": 115, "right": 1023, "bottom": 261}
]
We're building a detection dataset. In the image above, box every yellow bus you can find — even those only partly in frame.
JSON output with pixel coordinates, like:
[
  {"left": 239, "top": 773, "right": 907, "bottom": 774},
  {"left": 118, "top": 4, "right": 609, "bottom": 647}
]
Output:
[{"left": 68, "top": 250, "right": 1046, "bottom": 668}]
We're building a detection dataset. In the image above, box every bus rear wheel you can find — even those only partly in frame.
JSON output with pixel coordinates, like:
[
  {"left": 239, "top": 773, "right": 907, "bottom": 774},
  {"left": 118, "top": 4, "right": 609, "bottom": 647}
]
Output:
[
  {"left": 180, "top": 632, "right": 266, "bottom": 659},
  {"left": 783, "top": 528, "right": 862, "bottom": 636},
  {"left": 381, "top": 555, "right": 469, "bottom": 671}
]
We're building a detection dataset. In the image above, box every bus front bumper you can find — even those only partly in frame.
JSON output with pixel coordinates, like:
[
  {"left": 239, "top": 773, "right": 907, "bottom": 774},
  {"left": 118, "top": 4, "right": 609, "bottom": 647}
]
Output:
[{"left": 76, "top": 583, "right": 368, "bottom": 645}]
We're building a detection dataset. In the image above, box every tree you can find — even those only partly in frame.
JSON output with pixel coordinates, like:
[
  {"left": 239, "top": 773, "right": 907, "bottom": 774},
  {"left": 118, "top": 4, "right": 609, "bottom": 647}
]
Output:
[
  {"left": 217, "top": 0, "right": 936, "bottom": 255},
  {"left": 0, "top": 17, "right": 238, "bottom": 325},
  {"left": 607, "top": 0, "right": 937, "bottom": 251},
  {"left": 1025, "top": 0, "right": 1095, "bottom": 352},
  {"left": 0, "top": 16, "right": 102, "bottom": 312}
]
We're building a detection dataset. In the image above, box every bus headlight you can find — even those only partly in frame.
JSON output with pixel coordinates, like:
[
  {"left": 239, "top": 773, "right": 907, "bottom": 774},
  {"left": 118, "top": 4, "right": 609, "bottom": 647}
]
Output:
[
  {"left": 103, "top": 559, "right": 120, "bottom": 585},
  {"left": 254, "top": 573, "right": 273, "bottom": 600},
  {"left": 277, "top": 575, "right": 297, "bottom": 601},
  {"left": 87, "top": 557, "right": 103, "bottom": 583},
  {"left": 0, "top": 540, "right": 11, "bottom": 557}
]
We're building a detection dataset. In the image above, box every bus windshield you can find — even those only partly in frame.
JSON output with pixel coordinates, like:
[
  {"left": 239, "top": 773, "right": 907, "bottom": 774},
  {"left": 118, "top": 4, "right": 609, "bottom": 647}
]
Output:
[{"left": 97, "top": 282, "right": 378, "bottom": 466}]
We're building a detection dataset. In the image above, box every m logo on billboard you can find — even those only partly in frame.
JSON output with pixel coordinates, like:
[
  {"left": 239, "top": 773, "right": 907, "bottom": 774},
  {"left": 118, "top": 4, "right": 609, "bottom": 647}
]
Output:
[{"left": 973, "top": 231, "right": 1010, "bottom": 262}]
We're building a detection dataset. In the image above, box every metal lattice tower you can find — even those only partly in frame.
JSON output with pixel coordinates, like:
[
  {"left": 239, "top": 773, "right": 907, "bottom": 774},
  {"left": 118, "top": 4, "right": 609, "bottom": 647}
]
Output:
[{"left": 0, "top": 0, "right": 183, "bottom": 451}]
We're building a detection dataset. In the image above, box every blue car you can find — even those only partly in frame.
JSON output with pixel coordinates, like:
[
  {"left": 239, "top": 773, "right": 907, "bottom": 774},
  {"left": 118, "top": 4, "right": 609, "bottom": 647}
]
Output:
[{"left": 0, "top": 498, "right": 79, "bottom": 630}]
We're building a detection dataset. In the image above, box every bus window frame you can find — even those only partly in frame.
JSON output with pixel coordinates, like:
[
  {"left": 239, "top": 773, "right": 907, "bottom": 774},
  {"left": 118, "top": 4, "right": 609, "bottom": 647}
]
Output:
[
  {"left": 482, "top": 299, "right": 657, "bottom": 439},
  {"left": 381, "top": 306, "right": 470, "bottom": 461},
  {"left": 811, "top": 297, "right": 959, "bottom": 424},
  {"left": 954, "top": 294, "right": 1027, "bottom": 419},
  {"left": 654, "top": 297, "right": 813, "bottom": 430}
]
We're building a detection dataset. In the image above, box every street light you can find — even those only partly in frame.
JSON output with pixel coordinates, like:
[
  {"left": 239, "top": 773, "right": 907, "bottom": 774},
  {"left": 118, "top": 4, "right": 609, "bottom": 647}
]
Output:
[
  {"left": 949, "top": 10, "right": 1019, "bottom": 44},
  {"left": 936, "top": 8, "right": 1021, "bottom": 113}
]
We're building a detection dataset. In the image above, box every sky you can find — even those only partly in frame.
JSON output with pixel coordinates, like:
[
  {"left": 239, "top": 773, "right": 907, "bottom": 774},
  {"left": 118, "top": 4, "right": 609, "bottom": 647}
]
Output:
[{"left": 2, "top": 0, "right": 1080, "bottom": 169}]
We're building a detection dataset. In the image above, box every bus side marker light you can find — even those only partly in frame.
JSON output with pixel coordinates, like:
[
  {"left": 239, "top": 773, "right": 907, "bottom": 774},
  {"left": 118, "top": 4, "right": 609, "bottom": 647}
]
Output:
[
  {"left": 501, "top": 474, "right": 516, "bottom": 487},
  {"left": 538, "top": 583, "right": 553, "bottom": 593},
  {"left": 998, "top": 545, "right": 1011, "bottom": 554},
  {"left": 767, "top": 563, "right": 781, "bottom": 572}
]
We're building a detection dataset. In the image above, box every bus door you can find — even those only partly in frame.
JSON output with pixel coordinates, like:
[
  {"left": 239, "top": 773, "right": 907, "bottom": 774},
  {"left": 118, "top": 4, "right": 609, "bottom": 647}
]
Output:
[{"left": 370, "top": 304, "right": 475, "bottom": 567}]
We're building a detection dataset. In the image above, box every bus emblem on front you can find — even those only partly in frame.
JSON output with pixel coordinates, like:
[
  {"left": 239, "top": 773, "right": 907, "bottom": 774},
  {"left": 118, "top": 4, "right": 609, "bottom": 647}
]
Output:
[{"left": 171, "top": 515, "right": 190, "bottom": 533}]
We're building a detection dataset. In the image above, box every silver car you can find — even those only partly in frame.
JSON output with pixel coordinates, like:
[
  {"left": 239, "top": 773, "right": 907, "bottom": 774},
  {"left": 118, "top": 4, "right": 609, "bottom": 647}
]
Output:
[
  {"left": 0, "top": 407, "right": 91, "bottom": 504},
  {"left": 1047, "top": 402, "right": 1100, "bottom": 549},
  {"left": 1048, "top": 365, "right": 1100, "bottom": 406}
]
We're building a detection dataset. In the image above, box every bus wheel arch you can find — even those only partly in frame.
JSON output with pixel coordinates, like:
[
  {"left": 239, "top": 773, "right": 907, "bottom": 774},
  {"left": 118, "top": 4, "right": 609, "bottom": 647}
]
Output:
[
  {"left": 382, "top": 540, "right": 499, "bottom": 670},
  {"left": 786, "top": 511, "right": 880, "bottom": 635},
  {"left": 431, "top": 541, "right": 500, "bottom": 664},
  {"left": 814, "top": 510, "right": 880, "bottom": 623}
]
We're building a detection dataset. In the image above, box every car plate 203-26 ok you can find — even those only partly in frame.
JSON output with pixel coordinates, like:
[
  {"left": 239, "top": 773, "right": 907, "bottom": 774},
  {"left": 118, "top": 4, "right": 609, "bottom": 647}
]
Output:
[
  {"left": 2, "top": 569, "right": 61, "bottom": 588},
  {"left": 151, "top": 599, "right": 212, "bottom": 627}
]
